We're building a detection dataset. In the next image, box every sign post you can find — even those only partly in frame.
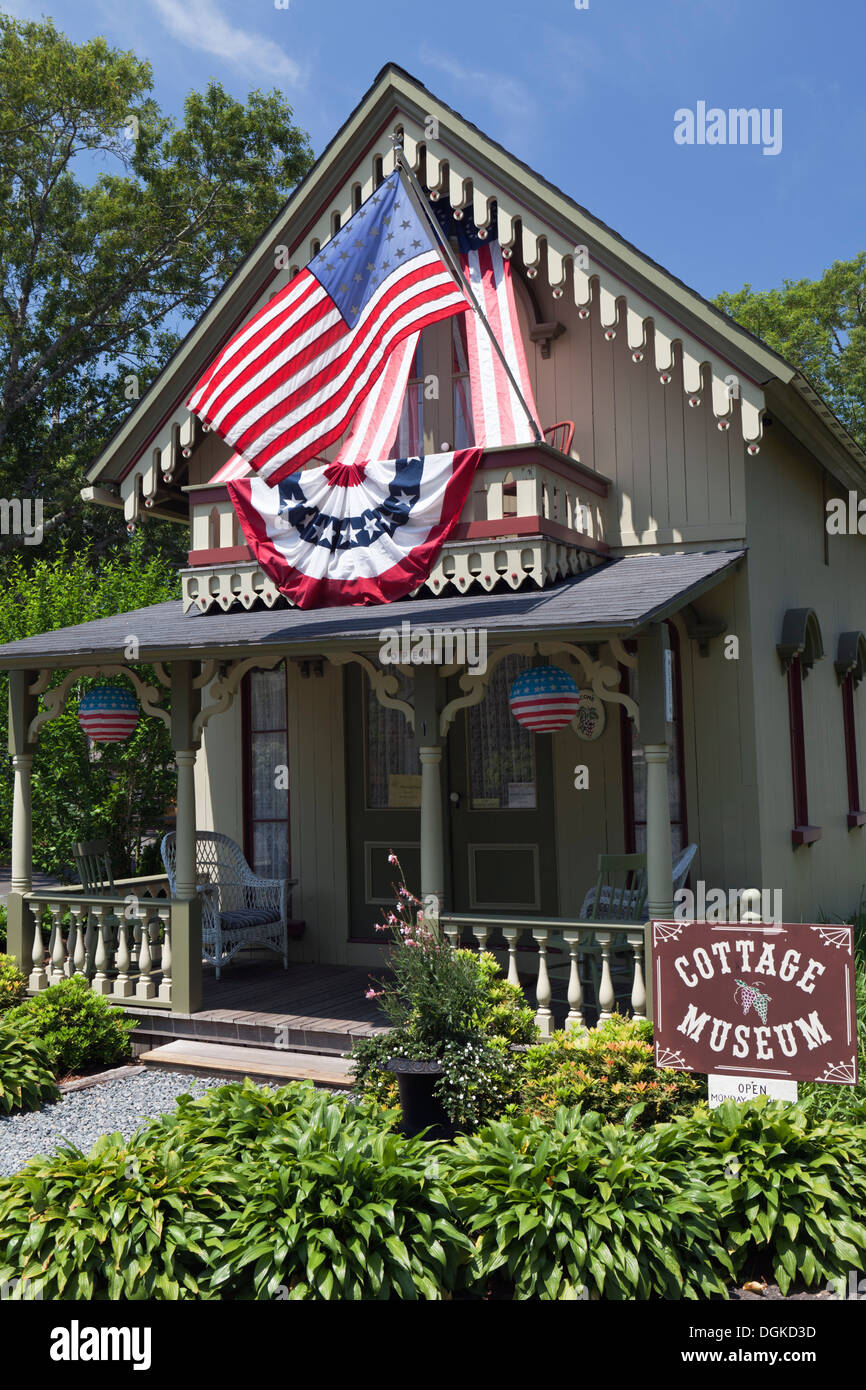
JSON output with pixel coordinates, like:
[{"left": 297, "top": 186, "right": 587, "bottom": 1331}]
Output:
[{"left": 651, "top": 920, "right": 858, "bottom": 1094}]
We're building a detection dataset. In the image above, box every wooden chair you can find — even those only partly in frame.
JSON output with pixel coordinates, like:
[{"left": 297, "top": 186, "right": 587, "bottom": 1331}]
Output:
[
  {"left": 72, "top": 839, "right": 116, "bottom": 894},
  {"left": 160, "top": 831, "right": 297, "bottom": 979},
  {"left": 543, "top": 420, "right": 575, "bottom": 456},
  {"left": 580, "top": 853, "right": 648, "bottom": 923}
]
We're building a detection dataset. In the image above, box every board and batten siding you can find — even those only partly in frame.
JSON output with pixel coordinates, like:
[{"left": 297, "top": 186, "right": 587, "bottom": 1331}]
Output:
[
  {"left": 194, "top": 660, "right": 351, "bottom": 964},
  {"left": 745, "top": 420, "right": 866, "bottom": 921},
  {"left": 513, "top": 276, "right": 747, "bottom": 550}
]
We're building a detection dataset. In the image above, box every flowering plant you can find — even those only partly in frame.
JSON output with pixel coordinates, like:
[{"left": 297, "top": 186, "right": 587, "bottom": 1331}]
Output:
[{"left": 351, "top": 855, "right": 535, "bottom": 1130}]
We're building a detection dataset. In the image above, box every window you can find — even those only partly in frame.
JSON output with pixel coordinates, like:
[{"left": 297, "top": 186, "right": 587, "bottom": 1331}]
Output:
[
  {"left": 778, "top": 608, "right": 823, "bottom": 846},
  {"left": 467, "top": 655, "right": 536, "bottom": 808},
  {"left": 621, "top": 624, "right": 688, "bottom": 859},
  {"left": 242, "top": 667, "right": 290, "bottom": 878},
  {"left": 392, "top": 340, "right": 424, "bottom": 458},
  {"left": 365, "top": 672, "right": 417, "bottom": 808},
  {"left": 837, "top": 631, "right": 866, "bottom": 828}
]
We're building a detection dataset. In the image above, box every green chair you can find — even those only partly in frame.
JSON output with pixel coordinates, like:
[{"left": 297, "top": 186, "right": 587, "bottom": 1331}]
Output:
[{"left": 72, "top": 839, "right": 116, "bottom": 894}]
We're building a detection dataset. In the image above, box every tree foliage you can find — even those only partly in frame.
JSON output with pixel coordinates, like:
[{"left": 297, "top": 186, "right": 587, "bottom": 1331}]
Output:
[
  {"left": 0, "top": 538, "right": 179, "bottom": 876},
  {"left": 0, "top": 14, "right": 313, "bottom": 557},
  {"left": 714, "top": 252, "right": 866, "bottom": 453}
]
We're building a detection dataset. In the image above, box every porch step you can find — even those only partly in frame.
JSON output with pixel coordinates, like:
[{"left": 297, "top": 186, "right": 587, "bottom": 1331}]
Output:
[{"left": 140, "top": 1039, "right": 354, "bottom": 1089}]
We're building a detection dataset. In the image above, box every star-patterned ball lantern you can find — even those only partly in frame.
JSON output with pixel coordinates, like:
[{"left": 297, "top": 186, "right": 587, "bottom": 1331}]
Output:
[
  {"left": 508, "top": 665, "right": 580, "bottom": 733},
  {"left": 78, "top": 685, "right": 140, "bottom": 742}
]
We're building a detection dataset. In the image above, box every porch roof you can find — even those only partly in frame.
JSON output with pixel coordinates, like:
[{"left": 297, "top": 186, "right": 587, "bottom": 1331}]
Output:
[{"left": 0, "top": 549, "right": 745, "bottom": 669}]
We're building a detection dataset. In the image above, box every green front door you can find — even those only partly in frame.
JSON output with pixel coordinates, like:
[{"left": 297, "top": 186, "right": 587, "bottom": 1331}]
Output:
[{"left": 445, "top": 654, "right": 558, "bottom": 915}]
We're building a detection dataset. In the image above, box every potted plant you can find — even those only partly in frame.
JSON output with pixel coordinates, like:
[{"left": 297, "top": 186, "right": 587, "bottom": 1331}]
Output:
[{"left": 356, "top": 855, "right": 525, "bottom": 1139}]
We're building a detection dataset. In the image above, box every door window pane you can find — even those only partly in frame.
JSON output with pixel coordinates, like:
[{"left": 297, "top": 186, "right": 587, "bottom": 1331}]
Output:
[
  {"left": 468, "top": 655, "right": 536, "bottom": 808},
  {"left": 246, "top": 668, "right": 289, "bottom": 878},
  {"left": 366, "top": 673, "right": 418, "bottom": 808}
]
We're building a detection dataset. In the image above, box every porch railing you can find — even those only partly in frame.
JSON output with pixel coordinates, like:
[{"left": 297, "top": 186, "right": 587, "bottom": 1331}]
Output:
[
  {"left": 438, "top": 912, "right": 650, "bottom": 1036},
  {"left": 9, "top": 883, "right": 202, "bottom": 1013}
]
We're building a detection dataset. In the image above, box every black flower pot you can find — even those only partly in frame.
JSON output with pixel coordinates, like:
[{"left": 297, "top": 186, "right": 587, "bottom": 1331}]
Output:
[{"left": 386, "top": 1058, "right": 454, "bottom": 1140}]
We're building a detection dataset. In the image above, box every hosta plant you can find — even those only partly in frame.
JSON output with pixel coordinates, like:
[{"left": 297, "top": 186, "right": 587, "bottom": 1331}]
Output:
[
  {"left": 207, "top": 1094, "right": 472, "bottom": 1300},
  {"left": 0, "top": 1133, "right": 235, "bottom": 1300},
  {"left": 0, "top": 1014, "right": 58, "bottom": 1114},
  {"left": 656, "top": 1098, "right": 866, "bottom": 1294},
  {"left": 446, "top": 1107, "right": 732, "bottom": 1300}
]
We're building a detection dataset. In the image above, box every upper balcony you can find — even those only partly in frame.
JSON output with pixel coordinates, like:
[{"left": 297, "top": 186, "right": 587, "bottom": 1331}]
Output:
[{"left": 180, "top": 439, "right": 611, "bottom": 614}]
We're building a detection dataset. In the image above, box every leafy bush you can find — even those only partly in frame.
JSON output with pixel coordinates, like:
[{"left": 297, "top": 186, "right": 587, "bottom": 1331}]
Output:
[
  {"left": 657, "top": 1099, "right": 866, "bottom": 1294},
  {"left": 516, "top": 1014, "right": 705, "bottom": 1129},
  {"left": 0, "top": 1132, "right": 234, "bottom": 1299},
  {"left": 0, "top": 904, "right": 6, "bottom": 950},
  {"left": 5, "top": 976, "right": 135, "bottom": 1076},
  {"left": 800, "top": 956, "right": 866, "bottom": 1121},
  {"left": 0, "top": 953, "right": 27, "bottom": 1012},
  {"left": 0, "top": 1014, "right": 59, "bottom": 1113},
  {"left": 207, "top": 1092, "right": 472, "bottom": 1300},
  {"left": 446, "top": 1107, "right": 732, "bottom": 1300}
]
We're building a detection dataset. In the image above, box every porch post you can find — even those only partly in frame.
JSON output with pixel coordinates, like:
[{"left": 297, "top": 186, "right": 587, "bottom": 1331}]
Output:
[
  {"left": 413, "top": 667, "right": 445, "bottom": 914},
  {"left": 169, "top": 662, "right": 202, "bottom": 1012},
  {"left": 637, "top": 624, "right": 674, "bottom": 920},
  {"left": 7, "top": 670, "right": 38, "bottom": 972}
]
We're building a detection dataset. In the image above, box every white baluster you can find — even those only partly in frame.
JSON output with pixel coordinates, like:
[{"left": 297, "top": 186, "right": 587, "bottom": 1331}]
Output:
[
  {"left": 113, "top": 915, "right": 133, "bottom": 998},
  {"left": 627, "top": 929, "right": 647, "bottom": 1020},
  {"left": 49, "top": 905, "right": 66, "bottom": 984},
  {"left": 595, "top": 929, "right": 615, "bottom": 1021},
  {"left": 72, "top": 905, "right": 87, "bottom": 976},
  {"left": 443, "top": 923, "right": 460, "bottom": 950},
  {"left": 475, "top": 926, "right": 489, "bottom": 953},
  {"left": 157, "top": 907, "right": 172, "bottom": 1004},
  {"left": 532, "top": 930, "right": 554, "bottom": 1037},
  {"left": 136, "top": 911, "right": 155, "bottom": 999},
  {"left": 563, "top": 930, "right": 586, "bottom": 1031},
  {"left": 91, "top": 905, "right": 112, "bottom": 995},
  {"left": 502, "top": 927, "right": 521, "bottom": 988},
  {"left": 28, "top": 901, "right": 48, "bottom": 991}
]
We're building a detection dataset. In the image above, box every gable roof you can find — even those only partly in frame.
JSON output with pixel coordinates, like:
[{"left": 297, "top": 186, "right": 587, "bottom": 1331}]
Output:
[{"left": 85, "top": 63, "right": 866, "bottom": 526}]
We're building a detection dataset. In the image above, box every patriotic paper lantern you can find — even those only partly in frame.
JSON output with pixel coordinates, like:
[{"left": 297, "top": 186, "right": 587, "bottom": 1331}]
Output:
[
  {"left": 508, "top": 666, "right": 580, "bottom": 733},
  {"left": 77, "top": 685, "right": 139, "bottom": 742}
]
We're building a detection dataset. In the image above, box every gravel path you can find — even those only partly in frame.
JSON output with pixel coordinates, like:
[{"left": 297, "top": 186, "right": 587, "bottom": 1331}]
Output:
[{"left": 0, "top": 1070, "right": 231, "bottom": 1177}]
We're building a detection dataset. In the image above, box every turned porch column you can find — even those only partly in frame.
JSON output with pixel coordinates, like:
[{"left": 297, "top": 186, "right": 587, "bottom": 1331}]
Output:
[
  {"left": 7, "top": 669, "right": 38, "bottom": 973},
  {"left": 169, "top": 661, "right": 202, "bottom": 1012},
  {"left": 637, "top": 624, "right": 674, "bottom": 921},
  {"left": 413, "top": 666, "right": 445, "bottom": 914}
]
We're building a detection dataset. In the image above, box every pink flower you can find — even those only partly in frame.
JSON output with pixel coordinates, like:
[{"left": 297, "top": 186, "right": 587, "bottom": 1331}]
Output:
[
  {"left": 388, "top": 853, "right": 398, "bottom": 865},
  {"left": 365, "top": 988, "right": 384, "bottom": 1000},
  {"left": 387, "top": 913, "right": 398, "bottom": 925}
]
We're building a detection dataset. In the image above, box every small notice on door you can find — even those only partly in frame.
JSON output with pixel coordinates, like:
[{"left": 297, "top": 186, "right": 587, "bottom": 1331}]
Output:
[
  {"left": 708, "top": 1074, "right": 798, "bottom": 1108},
  {"left": 507, "top": 782, "right": 536, "bottom": 808},
  {"left": 388, "top": 774, "right": 422, "bottom": 808}
]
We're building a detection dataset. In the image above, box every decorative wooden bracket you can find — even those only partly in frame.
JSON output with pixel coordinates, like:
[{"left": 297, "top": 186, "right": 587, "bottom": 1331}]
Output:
[
  {"left": 438, "top": 643, "right": 536, "bottom": 736},
  {"left": 327, "top": 651, "right": 415, "bottom": 729},
  {"left": 682, "top": 603, "right": 727, "bottom": 658},
  {"left": 27, "top": 665, "right": 170, "bottom": 743},
  {"left": 192, "top": 653, "right": 284, "bottom": 741}
]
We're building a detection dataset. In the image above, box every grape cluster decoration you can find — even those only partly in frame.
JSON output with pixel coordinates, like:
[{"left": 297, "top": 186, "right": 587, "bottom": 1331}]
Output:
[{"left": 735, "top": 979, "right": 771, "bottom": 1024}]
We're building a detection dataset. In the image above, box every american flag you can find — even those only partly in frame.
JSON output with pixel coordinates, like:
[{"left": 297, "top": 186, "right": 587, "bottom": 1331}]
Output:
[{"left": 187, "top": 172, "right": 467, "bottom": 486}]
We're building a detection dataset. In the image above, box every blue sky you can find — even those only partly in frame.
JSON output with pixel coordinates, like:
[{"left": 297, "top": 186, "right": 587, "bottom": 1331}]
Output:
[{"left": 5, "top": 0, "right": 864, "bottom": 299}]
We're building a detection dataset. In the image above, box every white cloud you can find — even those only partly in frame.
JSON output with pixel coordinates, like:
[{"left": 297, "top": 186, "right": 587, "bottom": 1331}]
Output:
[{"left": 149, "top": 0, "right": 305, "bottom": 85}]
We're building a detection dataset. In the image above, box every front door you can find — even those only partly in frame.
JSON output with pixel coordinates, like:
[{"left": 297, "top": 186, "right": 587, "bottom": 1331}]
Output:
[{"left": 446, "top": 654, "right": 558, "bottom": 915}]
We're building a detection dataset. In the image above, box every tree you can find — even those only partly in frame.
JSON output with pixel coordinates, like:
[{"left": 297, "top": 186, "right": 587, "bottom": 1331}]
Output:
[
  {"left": 0, "top": 14, "right": 313, "bottom": 556},
  {"left": 0, "top": 538, "right": 179, "bottom": 877},
  {"left": 713, "top": 253, "right": 866, "bottom": 454}
]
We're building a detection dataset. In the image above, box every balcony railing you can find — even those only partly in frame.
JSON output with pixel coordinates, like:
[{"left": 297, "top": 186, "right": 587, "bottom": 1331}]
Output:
[{"left": 180, "top": 442, "right": 611, "bottom": 613}]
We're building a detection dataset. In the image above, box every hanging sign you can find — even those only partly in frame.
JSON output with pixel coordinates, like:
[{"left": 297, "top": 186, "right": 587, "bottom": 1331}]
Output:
[{"left": 651, "top": 920, "right": 858, "bottom": 1086}]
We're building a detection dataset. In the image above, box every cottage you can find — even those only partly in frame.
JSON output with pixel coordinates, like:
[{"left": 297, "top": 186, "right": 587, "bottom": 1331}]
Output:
[{"left": 3, "top": 64, "right": 865, "bottom": 1052}]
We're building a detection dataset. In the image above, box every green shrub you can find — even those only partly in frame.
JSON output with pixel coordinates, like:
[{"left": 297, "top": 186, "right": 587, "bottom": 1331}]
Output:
[
  {"left": 5, "top": 976, "right": 135, "bottom": 1076},
  {"left": 0, "top": 1014, "right": 59, "bottom": 1113},
  {"left": 657, "top": 1099, "right": 866, "bottom": 1294},
  {"left": 446, "top": 1107, "right": 732, "bottom": 1300},
  {"left": 207, "top": 1092, "right": 472, "bottom": 1300},
  {"left": 0, "top": 953, "right": 27, "bottom": 1012},
  {"left": 516, "top": 1013, "right": 705, "bottom": 1129},
  {"left": 0, "top": 1132, "right": 235, "bottom": 1299},
  {"left": 800, "top": 956, "right": 866, "bottom": 1121},
  {"left": 0, "top": 904, "right": 6, "bottom": 950}
]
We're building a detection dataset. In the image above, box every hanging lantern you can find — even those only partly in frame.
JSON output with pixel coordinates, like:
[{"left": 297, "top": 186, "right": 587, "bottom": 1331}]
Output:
[
  {"left": 509, "top": 665, "right": 580, "bottom": 733},
  {"left": 78, "top": 685, "right": 139, "bottom": 742}
]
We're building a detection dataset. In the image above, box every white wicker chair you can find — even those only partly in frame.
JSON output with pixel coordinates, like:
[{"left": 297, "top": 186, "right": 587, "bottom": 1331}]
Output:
[{"left": 160, "top": 831, "right": 295, "bottom": 979}]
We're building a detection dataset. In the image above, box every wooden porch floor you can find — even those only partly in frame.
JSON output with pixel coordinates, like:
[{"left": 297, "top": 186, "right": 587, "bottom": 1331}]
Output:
[{"left": 126, "top": 960, "right": 391, "bottom": 1056}]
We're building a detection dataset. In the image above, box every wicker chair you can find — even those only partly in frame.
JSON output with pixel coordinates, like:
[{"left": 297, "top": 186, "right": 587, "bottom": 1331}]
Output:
[{"left": 160, "top": 831, "right": 295, "bottom": 979}]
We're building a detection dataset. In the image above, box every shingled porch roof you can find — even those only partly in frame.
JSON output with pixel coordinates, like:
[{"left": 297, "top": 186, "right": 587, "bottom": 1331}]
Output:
[{"left": 0, "top": 550, "right": 745, "bottom": 670}]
